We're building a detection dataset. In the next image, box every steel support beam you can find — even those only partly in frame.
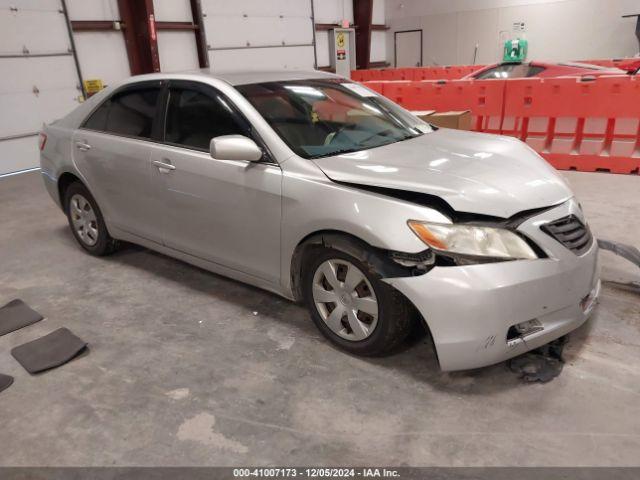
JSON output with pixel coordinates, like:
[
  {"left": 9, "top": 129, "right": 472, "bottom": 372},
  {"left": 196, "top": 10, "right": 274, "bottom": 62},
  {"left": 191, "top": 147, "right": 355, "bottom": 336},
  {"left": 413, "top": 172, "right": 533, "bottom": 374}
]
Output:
[
  {"left": 155, "top": 21, "right": 198, "bottom": 31},
  {"left": 353, "top": 0, "right": 373, "bottom": 69},
  {"left": 117, "top": 0, "right": 160, "bottom": 75},
  {"left": 189, "top": 0, "right": 209, "bottom": 68},
  {"left": 70, "top": 20, "right": 120, "bottom": 31}
]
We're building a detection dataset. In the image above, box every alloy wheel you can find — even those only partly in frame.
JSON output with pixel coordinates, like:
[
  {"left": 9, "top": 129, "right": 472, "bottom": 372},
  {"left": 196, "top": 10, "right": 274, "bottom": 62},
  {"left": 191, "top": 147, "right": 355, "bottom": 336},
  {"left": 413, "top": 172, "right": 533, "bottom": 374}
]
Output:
[{"left": 69, "top": 193, "right": 99, "bottom": 247}]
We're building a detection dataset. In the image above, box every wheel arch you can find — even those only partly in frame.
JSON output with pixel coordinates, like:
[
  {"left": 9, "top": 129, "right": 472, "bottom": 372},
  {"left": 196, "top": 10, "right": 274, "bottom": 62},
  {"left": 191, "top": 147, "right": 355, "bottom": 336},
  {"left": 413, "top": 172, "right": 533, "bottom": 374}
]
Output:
[
  {"left": 289, "top": 229, "right": 412, "bottom": 303},
  {"left": 57, "top": 171, "right": 83, "bottom": 212}
]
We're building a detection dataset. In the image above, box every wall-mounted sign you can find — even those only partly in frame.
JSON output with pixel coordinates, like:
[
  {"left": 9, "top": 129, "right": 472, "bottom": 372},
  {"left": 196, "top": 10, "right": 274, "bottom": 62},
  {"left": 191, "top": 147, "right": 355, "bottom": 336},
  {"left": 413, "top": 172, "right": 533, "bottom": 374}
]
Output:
[
  {"left": 513, "top": 21, "right": 526, "bottom": 32},
  {"left": 83, "top": 79, "right": 104, "bottom": 97}
]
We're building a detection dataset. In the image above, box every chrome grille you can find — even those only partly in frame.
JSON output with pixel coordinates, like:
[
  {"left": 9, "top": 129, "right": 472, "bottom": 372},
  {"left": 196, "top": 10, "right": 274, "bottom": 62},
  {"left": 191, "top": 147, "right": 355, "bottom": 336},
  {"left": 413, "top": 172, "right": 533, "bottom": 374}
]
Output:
[{"left": 541, "top": 215, "right": 592, "bottom": 255}]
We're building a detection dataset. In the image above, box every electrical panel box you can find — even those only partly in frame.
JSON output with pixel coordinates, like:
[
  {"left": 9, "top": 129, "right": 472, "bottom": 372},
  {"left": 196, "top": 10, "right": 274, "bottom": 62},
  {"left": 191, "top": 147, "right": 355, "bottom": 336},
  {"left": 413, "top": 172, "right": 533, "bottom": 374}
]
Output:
[{"left": 329, "top": 28, "right": 356, "bottom": 78}]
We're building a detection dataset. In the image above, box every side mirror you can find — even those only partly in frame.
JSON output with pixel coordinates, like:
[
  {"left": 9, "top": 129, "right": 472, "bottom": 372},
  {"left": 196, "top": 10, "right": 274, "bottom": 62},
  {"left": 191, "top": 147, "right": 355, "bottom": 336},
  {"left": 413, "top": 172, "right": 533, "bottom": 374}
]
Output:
[{"left": 209, "top": 135, "right": 263, "bottom": 162}]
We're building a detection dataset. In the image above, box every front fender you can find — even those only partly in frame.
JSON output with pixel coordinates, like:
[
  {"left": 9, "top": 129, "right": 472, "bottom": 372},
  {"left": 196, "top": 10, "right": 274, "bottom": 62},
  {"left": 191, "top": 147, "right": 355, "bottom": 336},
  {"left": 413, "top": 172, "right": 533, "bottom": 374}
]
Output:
[{"left": 280, "top": 160, "right": 449, "bottom": 297}]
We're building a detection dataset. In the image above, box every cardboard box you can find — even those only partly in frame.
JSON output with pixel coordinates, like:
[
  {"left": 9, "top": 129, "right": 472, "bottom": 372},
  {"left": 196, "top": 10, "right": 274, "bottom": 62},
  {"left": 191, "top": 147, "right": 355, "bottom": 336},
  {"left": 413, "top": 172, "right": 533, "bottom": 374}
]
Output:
[{"left": 413, "top": 110, "right": 472, "bottom": 131}]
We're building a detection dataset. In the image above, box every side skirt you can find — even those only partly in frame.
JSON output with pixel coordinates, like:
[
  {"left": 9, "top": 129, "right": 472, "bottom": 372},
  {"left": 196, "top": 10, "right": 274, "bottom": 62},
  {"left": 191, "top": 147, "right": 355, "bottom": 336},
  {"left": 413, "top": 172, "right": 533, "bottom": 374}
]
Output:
[{"left": 109, "top": 226, "right": 294, "bottom": 301}]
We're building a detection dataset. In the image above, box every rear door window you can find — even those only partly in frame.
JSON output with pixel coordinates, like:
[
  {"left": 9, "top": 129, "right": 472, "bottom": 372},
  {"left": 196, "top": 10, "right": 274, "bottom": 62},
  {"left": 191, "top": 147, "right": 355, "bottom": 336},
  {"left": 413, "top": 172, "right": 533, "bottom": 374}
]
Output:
[{"left": 83, "top": 86, "right": 161, "bottom": 140}]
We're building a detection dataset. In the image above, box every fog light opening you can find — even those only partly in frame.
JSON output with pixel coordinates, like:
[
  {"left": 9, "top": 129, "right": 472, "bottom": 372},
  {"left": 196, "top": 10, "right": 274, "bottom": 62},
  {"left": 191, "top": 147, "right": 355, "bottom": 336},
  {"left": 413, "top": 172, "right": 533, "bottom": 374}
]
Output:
[{"left": 507, "top": 319, "right": 543, "bottom": 340}]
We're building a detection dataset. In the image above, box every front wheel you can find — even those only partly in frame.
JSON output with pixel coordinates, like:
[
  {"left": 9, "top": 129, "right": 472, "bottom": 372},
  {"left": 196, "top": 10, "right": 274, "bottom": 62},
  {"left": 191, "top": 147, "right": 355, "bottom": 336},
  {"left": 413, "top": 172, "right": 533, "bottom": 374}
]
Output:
[
  {"left": 302, "top": 248, "right": 414, "bottom": 356},
  {"left": 64, "top": 182, "right": 118, "bottom": 256}
]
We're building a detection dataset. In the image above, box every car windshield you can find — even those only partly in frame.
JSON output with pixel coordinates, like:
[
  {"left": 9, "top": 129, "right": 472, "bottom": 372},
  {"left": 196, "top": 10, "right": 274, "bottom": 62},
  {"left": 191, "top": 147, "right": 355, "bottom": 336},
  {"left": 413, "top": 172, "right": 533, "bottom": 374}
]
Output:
[{"left": 236, "top": 78, "right": 431, "bottom": 159}]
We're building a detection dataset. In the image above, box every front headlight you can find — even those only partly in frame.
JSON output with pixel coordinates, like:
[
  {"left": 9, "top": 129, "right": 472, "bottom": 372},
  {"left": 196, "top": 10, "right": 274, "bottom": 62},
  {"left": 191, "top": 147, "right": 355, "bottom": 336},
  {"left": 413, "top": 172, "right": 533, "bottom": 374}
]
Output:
[{"left": 407, "top": 220, "right": 538, "bottom": 260}]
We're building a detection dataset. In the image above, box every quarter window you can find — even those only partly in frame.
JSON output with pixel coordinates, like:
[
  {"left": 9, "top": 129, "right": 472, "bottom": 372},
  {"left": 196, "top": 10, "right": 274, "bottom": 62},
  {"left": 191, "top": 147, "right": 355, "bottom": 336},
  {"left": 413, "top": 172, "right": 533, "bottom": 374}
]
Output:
[
  {"left": 164, "top": 87, "right": 247, "bottom": 150},
  {"left": 83, "top": 87, "right": 161, "bottom": 139}
]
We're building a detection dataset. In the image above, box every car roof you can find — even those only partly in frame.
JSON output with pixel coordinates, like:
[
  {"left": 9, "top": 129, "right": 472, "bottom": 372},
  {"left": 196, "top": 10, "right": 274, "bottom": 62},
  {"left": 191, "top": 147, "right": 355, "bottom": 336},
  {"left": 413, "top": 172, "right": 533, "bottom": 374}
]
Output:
[{"left": 117, "top": 68, "right": 341, "bottom": 87}]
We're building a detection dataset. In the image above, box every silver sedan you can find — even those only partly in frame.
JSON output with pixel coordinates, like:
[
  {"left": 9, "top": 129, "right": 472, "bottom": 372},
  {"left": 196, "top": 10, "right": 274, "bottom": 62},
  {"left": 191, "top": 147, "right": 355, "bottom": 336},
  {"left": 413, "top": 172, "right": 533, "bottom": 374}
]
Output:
[{"left": 39, "top": 70, "right": 600, "bottom": 370}]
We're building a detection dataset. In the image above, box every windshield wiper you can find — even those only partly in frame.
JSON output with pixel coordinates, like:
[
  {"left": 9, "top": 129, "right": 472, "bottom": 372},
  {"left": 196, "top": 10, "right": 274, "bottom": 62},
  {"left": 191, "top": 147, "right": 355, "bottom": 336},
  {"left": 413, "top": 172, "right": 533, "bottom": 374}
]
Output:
[{"left": 310, "top": 147, "right": 360, "bottom": 159}]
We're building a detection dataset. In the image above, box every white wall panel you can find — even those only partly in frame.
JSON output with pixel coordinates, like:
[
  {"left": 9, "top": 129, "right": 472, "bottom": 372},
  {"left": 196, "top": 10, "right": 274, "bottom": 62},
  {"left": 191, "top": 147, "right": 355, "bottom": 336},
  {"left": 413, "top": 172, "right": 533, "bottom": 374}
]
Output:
[
  {"left": 0, "top": 137, "right": 40, "bottom": 175},
  {"left": 202, "top": 0, "right": 315, "bottom": 71},
  {"left": 372, "top": 0, "right": 385, "bottom": 24},
  {"left": 158, "top": 31, "right": 200, "bottom": 72},
  {"left": 0, "top": 56, "right": 78, "bottom": 94},
  {"left": 66, "top": 0, "right": 119, "bottom": 21},
  {"left": 0, "top": 0, "right": 60, "bottom": 10},
  {"left": 205, "top": 15, "right": 312, "bottom": 48},
  {"left": 386, "top": 0, "right": 640, "bottom": 65},
  {"left": 209, "top": 46, "right": 315, "bottom": 71},
  {"left": 370, "top": 30, "right": 387, "bottom": 63},
  {"left": 315, "top": 30, "right": 331, "bottom": 67},
  {"left": 0, "top": 88, "right": 79, "bottom": 138},
  {"left": 73, "top": 32, "right": 130, "bottom": 86},
  {"left": 0, "top": 2, "right": 80, "bottom": 174},
  {"left": 154, "top": 0, "right": 192, "bottom": 21},
  {"left": 456, "top": 7, "right": 500, "bottom": 64},
  {"left": 204, "top": 0, "right": 310, "bottom": 17},
  {"left": 313, "top": 0, "right": 353, "bottom": 24},
  {"left": 0, "top": 8, "right": 70, "bottom": 54},
  {"left": 386, "top": 0, "right": 573, "bottom": 18},
  {"left": 420, "top": 14, "right": 458, "bottom": 66}
]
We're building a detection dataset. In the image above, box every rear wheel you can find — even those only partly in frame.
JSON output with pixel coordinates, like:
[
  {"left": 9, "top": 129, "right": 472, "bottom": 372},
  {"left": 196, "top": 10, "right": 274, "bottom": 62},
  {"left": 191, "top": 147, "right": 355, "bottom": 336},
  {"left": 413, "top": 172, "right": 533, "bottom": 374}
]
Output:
[
  {"left": 64, "top": 182, "right": 118, "bottom": 256},
  {"left": 303, "top": 247, "right": 414, "bottom": 356}
]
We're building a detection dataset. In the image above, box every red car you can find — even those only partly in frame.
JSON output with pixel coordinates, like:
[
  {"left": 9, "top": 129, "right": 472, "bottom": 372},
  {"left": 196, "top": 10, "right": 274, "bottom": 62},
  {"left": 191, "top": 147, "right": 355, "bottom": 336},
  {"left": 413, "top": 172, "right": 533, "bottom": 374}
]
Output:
[
  {"left": 465, "top": 61, "right": 624, "bottom": 79},
  {"left": 617, "top": 59, "right": 640, "bottom": 74}
]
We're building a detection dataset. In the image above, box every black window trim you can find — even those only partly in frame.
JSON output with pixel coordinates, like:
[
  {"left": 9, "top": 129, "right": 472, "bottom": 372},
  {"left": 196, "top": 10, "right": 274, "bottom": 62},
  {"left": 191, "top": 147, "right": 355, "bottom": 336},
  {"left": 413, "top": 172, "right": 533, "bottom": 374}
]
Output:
[
  {"left": 79, "top": 79, "right": 276, "bottom": 165},
  {"left": 79, "top": 80, "right": 167, "bottom": 143}
]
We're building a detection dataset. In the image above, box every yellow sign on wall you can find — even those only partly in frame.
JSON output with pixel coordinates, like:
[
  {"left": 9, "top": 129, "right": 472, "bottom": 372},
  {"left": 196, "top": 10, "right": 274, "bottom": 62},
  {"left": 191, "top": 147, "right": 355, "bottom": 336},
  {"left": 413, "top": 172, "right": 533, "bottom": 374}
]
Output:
[{"left": 83, "top": 79, "right": 104, "bottom": 96}]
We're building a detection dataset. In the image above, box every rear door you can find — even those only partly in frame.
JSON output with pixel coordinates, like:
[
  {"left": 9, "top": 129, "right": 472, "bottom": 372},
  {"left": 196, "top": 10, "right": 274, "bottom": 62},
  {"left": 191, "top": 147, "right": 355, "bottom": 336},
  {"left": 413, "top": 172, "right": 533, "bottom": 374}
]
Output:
[
  {"left": 150, "top": 80, "right": 282, "bottom": 283},
  {"left": 72, "top": 81, "right": 165, "bottom": 242}
]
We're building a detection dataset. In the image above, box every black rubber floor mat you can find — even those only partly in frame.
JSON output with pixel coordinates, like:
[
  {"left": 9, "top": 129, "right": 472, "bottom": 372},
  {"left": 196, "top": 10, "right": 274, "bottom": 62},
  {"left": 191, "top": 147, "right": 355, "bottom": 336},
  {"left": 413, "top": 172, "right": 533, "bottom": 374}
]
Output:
[
  {"left": 0, "top": 299, "right": 43, "bottom": 337},
  {"left": 11, "top": 328, "right": 87, "bottom": 374},
  {"left": 0, "top": 374, "right": 13, "bottom": 393}
]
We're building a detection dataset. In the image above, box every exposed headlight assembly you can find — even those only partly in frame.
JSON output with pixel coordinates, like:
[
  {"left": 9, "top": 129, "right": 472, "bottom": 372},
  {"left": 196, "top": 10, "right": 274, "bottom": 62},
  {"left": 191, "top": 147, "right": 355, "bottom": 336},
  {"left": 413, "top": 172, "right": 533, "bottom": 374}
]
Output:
[{"left": 407, "top": 220, "right": 538, "bottom": 261}]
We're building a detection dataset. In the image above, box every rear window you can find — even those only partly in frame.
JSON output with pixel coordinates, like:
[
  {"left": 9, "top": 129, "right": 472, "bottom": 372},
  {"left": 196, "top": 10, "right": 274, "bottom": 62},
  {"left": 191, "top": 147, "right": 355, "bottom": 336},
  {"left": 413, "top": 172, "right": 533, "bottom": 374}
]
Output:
[
  {"left": 475, "top": 63, "right": 544, "bottom": 79},
  {"left": 83, "top": 87, "right": 161, "bottom": 139}
]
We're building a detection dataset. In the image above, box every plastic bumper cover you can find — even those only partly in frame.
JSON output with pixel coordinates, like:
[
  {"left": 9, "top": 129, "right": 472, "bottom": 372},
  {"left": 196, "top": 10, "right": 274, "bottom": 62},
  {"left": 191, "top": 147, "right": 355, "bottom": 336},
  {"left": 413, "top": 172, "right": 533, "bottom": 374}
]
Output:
[{"left": 385, "top": 228, "right": 600, "bottom": 371}]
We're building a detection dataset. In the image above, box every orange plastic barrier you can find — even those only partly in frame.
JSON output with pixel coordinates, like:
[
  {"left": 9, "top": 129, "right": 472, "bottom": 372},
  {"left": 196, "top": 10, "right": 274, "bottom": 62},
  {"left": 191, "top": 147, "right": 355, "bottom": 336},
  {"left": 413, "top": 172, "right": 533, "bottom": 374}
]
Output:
[
  {"left": 361, "top": 81, "right": 386, "bottom": 95},
  {"left": 351, "top": 65, "right": 484, "bottom": 82},
  {"left": 579, "top": 58, "right": 637, "bottom": 69},
  {"left": 360, "top": 75, "right": 640, "bottom": 174},
  {"left": 501, "top": 76, "right": 640, "bottom": 173},
  {"left": 368, "top": 79, "right": 506, "bottom": 134}
]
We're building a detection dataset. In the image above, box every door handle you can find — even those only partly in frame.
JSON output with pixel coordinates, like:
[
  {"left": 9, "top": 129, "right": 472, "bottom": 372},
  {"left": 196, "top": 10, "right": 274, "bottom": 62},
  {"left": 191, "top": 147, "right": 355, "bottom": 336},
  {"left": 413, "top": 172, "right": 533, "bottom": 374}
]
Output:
[
  {"left": 75, "top": 141, "right": 91, "bottom": 152},
  {"left": 153, "top": 160, "right": 176, "bottom": 173}
]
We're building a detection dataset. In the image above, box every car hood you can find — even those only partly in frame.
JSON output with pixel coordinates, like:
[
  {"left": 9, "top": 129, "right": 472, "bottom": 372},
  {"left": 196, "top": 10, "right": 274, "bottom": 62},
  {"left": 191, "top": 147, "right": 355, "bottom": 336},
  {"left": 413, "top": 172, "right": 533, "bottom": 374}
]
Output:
[{"left": 311, "top": 128, "right": 573, "bottom": 218}]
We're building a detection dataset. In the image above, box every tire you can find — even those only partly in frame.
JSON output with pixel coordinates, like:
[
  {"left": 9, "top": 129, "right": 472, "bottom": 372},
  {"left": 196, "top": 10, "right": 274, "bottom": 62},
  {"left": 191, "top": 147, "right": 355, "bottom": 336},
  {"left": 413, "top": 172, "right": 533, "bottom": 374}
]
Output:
[
  {"left": 302, "top": 247, "right": 414, "bottom": 356},
  {"left": 64, "top": 182, "right": 118, "bottom": 256}
]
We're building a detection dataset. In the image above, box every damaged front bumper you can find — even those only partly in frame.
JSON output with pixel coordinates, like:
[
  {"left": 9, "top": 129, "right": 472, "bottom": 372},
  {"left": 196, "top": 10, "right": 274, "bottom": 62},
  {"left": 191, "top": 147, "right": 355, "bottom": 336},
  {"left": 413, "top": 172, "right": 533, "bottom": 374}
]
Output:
[{"left": 384, "top": 200, "right": 601, "bottom": 371}]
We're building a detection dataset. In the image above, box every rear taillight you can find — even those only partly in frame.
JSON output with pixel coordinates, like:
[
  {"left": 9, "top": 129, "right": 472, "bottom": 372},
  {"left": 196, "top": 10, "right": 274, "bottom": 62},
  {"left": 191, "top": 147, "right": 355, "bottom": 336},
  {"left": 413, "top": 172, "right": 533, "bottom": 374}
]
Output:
[{"left": 39, "top": 133, "right": 47, "bottom": 151}]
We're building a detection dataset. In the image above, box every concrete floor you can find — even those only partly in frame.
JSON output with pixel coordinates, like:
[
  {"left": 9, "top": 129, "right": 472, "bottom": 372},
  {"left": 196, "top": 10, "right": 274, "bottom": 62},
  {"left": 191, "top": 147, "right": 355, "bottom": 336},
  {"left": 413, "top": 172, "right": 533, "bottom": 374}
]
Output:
[{"left": 0, "top": 170, "right": 638, "bottom": 467}]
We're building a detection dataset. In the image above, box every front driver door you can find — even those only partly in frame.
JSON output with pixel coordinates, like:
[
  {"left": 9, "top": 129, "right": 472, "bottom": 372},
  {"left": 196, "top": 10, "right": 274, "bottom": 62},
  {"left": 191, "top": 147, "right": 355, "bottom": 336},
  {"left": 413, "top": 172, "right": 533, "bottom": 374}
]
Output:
[{"left": 149, "top": 81, "right": 282, "bottom": 283}]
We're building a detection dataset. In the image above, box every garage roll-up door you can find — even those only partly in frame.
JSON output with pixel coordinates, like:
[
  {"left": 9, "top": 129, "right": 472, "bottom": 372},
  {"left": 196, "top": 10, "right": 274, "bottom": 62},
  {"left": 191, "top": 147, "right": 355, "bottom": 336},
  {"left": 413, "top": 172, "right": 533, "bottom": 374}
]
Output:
[
  {"left": 203, "top": 0, "right": 315, "bottom": 71},
  {"left": 0, "top": 0, "right": 82, "bottom": 175}
]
